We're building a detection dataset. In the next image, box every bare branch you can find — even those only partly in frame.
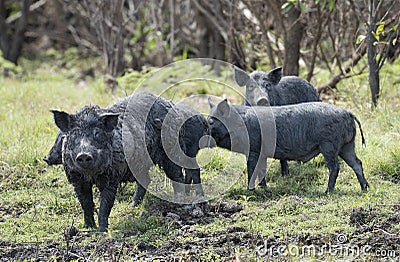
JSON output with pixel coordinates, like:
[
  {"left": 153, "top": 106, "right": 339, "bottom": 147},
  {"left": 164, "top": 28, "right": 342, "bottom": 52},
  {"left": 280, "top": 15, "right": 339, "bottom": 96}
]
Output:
[
  {"left": 6, "top": 0, "right": 46, "bottom": 24},
  {"left": 317, "top": 44, "right": 367, "bottom": 93}
]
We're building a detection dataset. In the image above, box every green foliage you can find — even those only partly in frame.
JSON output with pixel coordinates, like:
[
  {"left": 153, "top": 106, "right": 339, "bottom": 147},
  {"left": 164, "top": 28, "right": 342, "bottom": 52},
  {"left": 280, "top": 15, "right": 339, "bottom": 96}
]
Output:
[
  {"left": 0, "top": 51, "right": 23, "bottom": 77},
  {"left": 357, "top": 20, "right": 399, "bottom": 47},
  {"left": 316, "top": 0, "right": 336, "bottom": 11},
  {"left": 373, "top": 22, "right": 385, "bottom": 42},
  {"left": 371, "top": 22, "right": 398, "bottom": 44},
  {"left": 370, "top": 146, "right": 400, "bottom": 183}
]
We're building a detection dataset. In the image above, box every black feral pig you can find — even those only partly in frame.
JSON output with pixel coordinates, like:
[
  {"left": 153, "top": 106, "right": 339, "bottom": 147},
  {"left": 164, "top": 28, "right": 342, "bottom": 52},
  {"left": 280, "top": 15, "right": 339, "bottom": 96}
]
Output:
[
  {"left": 208, "top": 98, "right": 369, "bottom": 192},
  {"left": 43, "top": 132, "right": 64, "bottom": 165},
  {"left": 234, "top": 66, "right": 321, "bottom": 107},
  {"left": 47, "top": 92, "right": 208, "bottom": 232},
  {"left": 234, "top": 66, "right": 321, "bottom": 176}
]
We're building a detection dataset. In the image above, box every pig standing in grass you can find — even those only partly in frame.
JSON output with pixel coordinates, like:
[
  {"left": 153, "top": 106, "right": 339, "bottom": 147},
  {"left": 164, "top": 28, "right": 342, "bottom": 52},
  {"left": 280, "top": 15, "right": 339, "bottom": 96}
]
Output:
[
  {"left": 48, "top": 92, "right": 208, "bottom": 232},
  {"left": 51, "top": 102, "right": 129, "bottom": 232},
  {"left": 208, "top": 98, "right": 369, "bottom": 192},
  {"left": 234, "top": 67, "right": 321, "bottom": 177},
  {"left": 235, "top": 66, "right": 321, "bottom": 107}
]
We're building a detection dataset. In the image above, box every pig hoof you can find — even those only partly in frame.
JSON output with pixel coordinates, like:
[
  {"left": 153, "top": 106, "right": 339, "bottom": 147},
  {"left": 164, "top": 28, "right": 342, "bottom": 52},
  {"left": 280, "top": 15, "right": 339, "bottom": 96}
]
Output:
[
  {"left": 361, "top": 183, "right": 369, "bottom": 192},
  {"left": 98, "top": 226, "right": 107, "bottom": 232},
  {"left": 193, "top": 184, "right": 204, "bottom": 197},
  {"left": 184, "top": 185, "right": 192, "bottom": 194},
  {"left": 258, "top": 182, "right": 267, "bottom": 188},
  {"left": 194, "top": 195, "right": 208, "bottom": 204},
  {"left": 325, "top": 187, "right": 334, "bottom": 194},
  {"left": 174, "top": 193, "right": 184, "bottom": 204},
  {"left": 132, "top": 199, "right": 142, "bottom": 207},
  {"left": 195, "top": 190, "right": 205, "bottom": 197},
  {"left": 84, "top": 221, "right": 96, "bottom": 229}
]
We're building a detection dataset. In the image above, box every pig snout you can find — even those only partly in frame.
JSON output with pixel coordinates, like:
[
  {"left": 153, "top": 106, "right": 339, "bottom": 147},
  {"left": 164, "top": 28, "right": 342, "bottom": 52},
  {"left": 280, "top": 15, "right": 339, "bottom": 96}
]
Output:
[
  {"left": 43, "top": 155, "right": 51, "bottom": 165},
  {"left": 75, "top": 152, "right": 95, "bottom": 169},
  {"left": 256, "top": 97, "right": 269, "bottom": 106},
  {"left": 43, "top": 152, "right": 62, "bottom": 166}
]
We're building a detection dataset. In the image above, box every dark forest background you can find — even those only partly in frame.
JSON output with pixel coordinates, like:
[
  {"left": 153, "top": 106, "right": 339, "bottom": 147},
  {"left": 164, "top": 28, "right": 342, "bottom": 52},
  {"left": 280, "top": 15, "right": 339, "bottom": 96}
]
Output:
[{"left": 1, "top": 0, "right": 399, "bottom": 105}]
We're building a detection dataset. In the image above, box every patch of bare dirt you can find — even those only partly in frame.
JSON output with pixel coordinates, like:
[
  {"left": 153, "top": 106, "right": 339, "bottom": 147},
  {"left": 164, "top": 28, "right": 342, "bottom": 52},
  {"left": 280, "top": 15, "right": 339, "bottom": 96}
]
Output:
[
  {"left": 0, "top": 200, "right": 257, "bottom": 261},
  {"left": 1, "top": 202, "right": 399, "bottom": 261}
]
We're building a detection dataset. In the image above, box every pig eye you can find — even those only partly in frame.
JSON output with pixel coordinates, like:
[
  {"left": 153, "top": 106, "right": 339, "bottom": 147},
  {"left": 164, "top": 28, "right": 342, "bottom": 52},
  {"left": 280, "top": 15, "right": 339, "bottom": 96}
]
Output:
[{"left": 93, "top": 129, "right": 104, "bottom": 139}]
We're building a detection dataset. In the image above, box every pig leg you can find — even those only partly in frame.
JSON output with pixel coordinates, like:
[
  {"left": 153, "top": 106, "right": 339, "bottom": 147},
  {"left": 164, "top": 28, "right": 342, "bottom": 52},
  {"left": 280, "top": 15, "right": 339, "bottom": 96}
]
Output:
[
  {"left": 280, "top": 160, "right": 289, "bottom": 176},
  {"left": 339, "top": 141, "right": 369, "bottom": 191},
  {"left": 163, "top": 161, "right": 185, "bottom": 203},
  {"left": 183, "top": 142, "right": 202, "bottom": 195},
  {"left": 97, "top": 180, "right": 119, "bottom": 232},
  {"left": 185, "top": 168, "right": 204, "bottom": 196},
  {"left": 257, "top": 160, "right": 268, "bottom": 188},
  {"left": 184, "top": 170, "right": 194, "bottom": 194},
  {"left": 72, "top": 182, "right": 96, "bottom": 229},
  {"left": 247, "top": 152, "right": 267, "bottom": 190},
  {"left": 132, "top": 183, "right": 147, "bottom": 206},
  {"left": 320, "top": 143, "right": 340, "bottom": 193},
  {"left": 132, "top": 170, "right": 151, "bottom": 206}
]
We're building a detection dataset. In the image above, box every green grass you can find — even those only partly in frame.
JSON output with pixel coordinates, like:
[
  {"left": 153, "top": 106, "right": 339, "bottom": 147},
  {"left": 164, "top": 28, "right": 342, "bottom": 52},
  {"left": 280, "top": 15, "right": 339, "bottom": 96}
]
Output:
[{"left": 0, "top": 57, "right": 399, "bottom": 260}]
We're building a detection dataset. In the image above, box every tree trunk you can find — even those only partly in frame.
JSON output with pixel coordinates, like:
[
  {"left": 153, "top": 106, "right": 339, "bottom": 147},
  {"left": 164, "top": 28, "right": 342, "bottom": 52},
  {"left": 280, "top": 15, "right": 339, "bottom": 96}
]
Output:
[
  {"left": 368, "top": 0, "right": 380, "bottom": 107},
  {"left": 9, "top": 0, "right": 31, "bottom": 64},
  {"left": 283, "top": 6, "right": 305, "bottom": 76},
  {"left": 0, "top": 0, "right": 9, "bottom": 58},
  {"left": 196, "top": 3, "right": 225, "bottom": 61},
  {"left": 0, "top": 0, "right": 31, "bottom": 65},
  {"left": 306, "top": 6, "right": 324, "bottom": 82},
  {"left": 197, "top": 12, "right": 211, "bottom": 57}
]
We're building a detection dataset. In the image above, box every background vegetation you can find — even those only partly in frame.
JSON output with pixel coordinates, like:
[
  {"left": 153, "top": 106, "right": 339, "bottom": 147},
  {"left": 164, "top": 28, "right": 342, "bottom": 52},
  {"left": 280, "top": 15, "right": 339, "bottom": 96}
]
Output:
[
  {"left": 1, "top": 0, "right": 399, "bottom": 103},
  {"left": 0, "top": 0, "right": 399, "bottom": 261}
]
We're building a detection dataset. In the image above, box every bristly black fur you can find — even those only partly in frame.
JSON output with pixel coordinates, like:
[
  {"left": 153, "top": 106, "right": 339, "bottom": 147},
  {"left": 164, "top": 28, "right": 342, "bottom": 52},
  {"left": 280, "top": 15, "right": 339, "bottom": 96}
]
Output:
[
  {"left": 46, "top": 92, "right": 208, "bottom": 232},
  {"left": 208, "top": 100, "right": 369, "bottom": 192}
]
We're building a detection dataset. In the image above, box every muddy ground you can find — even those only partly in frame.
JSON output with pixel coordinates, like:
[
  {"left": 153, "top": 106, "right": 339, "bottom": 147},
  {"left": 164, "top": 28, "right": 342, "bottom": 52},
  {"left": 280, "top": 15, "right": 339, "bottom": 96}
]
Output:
[{"left": 1, "top": 201, "right": 399, "bottom": 261}]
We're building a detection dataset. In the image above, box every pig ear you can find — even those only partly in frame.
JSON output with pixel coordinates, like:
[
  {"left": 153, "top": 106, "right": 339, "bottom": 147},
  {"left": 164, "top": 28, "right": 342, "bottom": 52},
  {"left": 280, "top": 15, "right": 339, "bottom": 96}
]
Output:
[
  {"left": 267, "top": 67, "right": 282, "bottom": 85},
  {"left": 100, "top": 114, "right": 119, "bottom": 132},
  {"left": 234, "top": 66, "right": 250, "bottom": 87},
  {"left": 216, "top": 99, "right": 230, "bottom": 117},
  {"left": 51, "top": 110, "right": 73, "bottom": 133},
  {"left": 208, "top": 96, "right": 215, "bottom": 109}
]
